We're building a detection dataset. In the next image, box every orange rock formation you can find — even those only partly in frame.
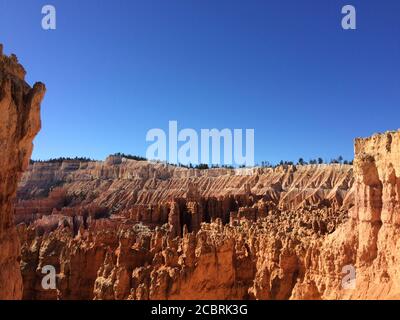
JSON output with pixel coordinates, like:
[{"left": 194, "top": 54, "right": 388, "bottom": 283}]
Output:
[
  {"left": 2, "top": 44, "right": 399, "bottom": 301},
  {"left": 15, "top": 131, "right": 400, "bottom": 300},
  {"left": 16, "top": 157, "right": 354, "bottom": 299},
  {"left": 0, "top": 44, "right": 45, "bottom": 299}
]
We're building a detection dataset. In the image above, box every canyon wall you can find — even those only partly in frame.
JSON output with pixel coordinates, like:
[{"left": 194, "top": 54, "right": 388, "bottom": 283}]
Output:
[
  {"left": 17, "top": 160, "right": 354, "bottom": 224},
  {"left": 0, "top": 45, "right": 45, "bottom": 299},
  {"left": 16, "top": 158, "right": 353, "bottom": 299},
  {"left": 15, "top": 130, "right": 400, "bottom": 300},
  {"left": 349, "top": 132, "right": 400, "bottom": 298}
]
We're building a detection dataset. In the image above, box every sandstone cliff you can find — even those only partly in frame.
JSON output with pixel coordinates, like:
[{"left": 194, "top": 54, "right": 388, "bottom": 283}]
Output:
[
  {"left": 291, "top": 131, "right": 400, "bottom": 299},
  {"left": 0, "top": 44, "right": 45, "bottom": 299},
  {"left": 346, "top": 132, "right": 400, "bottom": 298}
]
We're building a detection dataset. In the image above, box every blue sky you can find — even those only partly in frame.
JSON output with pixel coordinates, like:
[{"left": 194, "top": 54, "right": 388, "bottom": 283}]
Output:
[{"left": 1, "top": 0, "right": 399, "bottom": 164}]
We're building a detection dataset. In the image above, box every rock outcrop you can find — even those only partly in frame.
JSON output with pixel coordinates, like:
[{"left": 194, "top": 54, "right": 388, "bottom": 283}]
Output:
[
  {"left": 0, "top": 44, "right": 45, "bottom": 299},
  {"left": 348, "top": 132, "right": 400, "bottom": 298},
  {"left": 290, "top": 131, "right": 400, "bottom": 299}
]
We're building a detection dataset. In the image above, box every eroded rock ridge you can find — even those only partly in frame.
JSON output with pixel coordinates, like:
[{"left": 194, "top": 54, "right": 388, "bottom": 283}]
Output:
[{"left": 0, "top": 44, "right": 45, "bottom": 299}]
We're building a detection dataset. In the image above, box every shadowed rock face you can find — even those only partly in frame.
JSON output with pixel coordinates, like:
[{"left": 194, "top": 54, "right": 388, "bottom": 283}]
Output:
[{"left": 0, "top": 44, "right": 45, "bottom": 299}]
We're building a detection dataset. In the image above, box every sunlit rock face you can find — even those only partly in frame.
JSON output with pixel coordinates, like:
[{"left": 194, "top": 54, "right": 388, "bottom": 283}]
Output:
[
  {"left": 0, "top": 44, "right": 45, "bottom": 300},
  {"left": 17, "top": 131, "right": 400, "bottom": 300},
  {"left": 348, "top": 132, "right": 400, "bottom": 299},
  {"left": 290, "top": 131, "right": 400, "bottom": 300},
  {"left": 16, "top": 154, "right": 355, "bottom": 299}
]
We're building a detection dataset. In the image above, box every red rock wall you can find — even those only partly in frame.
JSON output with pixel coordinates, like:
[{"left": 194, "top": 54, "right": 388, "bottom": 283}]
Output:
[{"left": 0, "top": 44, "right": 45, "bottom": 299}]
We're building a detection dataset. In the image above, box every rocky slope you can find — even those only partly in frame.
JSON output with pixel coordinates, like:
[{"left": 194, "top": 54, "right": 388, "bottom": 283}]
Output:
[
  {"left": 0, "top": 44, "right": 45, "bottom": 299},
  {"left": 17, "top": 160, "right": 354, "bottom": 227},
  {"left": 15, "top": 130, "right": 400, "bottom": 300},
  {"left": 16, "top": 155, "right": 354, "bottom": 299}
]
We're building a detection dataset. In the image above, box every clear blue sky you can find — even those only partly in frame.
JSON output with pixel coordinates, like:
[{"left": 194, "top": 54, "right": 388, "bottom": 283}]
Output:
[{"left": 1, "top": 0, "right": 399, "bottom": 164}]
